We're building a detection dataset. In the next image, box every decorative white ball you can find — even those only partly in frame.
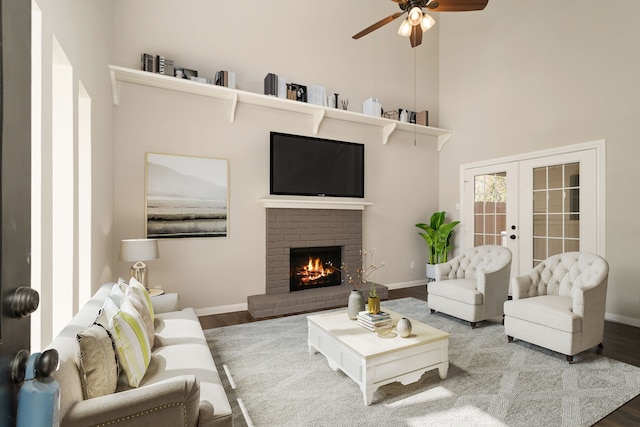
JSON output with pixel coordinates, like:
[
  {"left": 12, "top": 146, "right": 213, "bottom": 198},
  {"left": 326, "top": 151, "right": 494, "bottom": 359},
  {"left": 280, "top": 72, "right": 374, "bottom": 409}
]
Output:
[{"left": 397, "top": 317, "right": 412, "bottom": 338}]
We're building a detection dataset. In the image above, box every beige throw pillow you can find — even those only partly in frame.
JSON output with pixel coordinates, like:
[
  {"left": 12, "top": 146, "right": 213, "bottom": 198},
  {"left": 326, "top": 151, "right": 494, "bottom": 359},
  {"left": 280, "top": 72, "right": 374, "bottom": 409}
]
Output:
[{"left": 77, "top": 324, "right": 119, "bottom": 399}]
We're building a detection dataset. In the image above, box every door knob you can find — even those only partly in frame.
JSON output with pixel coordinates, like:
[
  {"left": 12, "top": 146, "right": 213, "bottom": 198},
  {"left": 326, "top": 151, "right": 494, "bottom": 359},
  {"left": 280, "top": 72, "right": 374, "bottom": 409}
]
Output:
[
  {"left": 11, "top": 349, "right": 30, "bottom": 384},
  {"left": 9, "top": 286, "right": 40, "bottom": 318}
]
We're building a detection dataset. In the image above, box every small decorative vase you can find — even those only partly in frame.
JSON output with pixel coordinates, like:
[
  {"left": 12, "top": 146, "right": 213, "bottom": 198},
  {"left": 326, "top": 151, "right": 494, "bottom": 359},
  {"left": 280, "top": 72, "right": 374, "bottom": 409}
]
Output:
[
  {"left": 397, "top": 317, "right": 412, "bottom": 338},
  {"left": 368, "top": 296, "right": 380, "bottom": 314},
  {"left": 348, "top": 290, "right": 365, "bottom": 320}
]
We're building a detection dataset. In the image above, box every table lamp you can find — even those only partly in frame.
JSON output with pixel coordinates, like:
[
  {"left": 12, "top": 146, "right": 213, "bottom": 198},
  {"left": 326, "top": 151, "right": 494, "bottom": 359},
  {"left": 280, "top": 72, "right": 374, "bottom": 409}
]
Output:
[{"left": 119, "top": 238, "right": 159, "bottom": 289}]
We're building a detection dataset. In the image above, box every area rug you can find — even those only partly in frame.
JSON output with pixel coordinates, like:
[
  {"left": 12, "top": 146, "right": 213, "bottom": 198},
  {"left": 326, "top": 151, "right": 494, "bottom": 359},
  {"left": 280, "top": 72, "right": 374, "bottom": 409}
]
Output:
[{"left": 204, "top": 298, "right": 640, "bottom": 427}]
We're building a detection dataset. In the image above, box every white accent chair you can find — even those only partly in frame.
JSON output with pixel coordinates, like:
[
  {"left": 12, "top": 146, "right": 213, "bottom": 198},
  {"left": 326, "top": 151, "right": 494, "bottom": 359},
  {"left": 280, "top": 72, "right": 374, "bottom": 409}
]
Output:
[
  {"left": 427, "top": 245, "right": 512, "bottom": 328},
  {"left": 504, "top": 252, "right": 609, "bottom": 363}
]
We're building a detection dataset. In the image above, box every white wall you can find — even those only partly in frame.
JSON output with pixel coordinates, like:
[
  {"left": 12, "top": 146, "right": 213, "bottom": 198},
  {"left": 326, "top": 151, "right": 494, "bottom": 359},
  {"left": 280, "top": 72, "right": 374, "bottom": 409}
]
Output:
[
  {"left": 34, "top": 0, "right": 114, "bottom": 346},
  {"left": 438, "top": 0, "right": 640, "bottom": 325},
  {"left": 111, "top": 0, "right": 443, "bottom": 312}
]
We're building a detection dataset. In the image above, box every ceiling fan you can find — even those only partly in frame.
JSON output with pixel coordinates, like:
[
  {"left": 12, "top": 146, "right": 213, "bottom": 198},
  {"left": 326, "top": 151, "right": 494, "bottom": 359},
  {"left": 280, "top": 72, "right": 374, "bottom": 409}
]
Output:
[{"left": 353, "top": 0, "right": 489, "bottom": 48}]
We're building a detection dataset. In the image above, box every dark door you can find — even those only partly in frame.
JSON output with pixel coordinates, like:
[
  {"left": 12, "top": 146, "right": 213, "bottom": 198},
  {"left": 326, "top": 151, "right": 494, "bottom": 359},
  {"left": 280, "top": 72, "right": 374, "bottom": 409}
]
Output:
[{"left": 0, "top": 0, "right": 32, "bottom": 425}]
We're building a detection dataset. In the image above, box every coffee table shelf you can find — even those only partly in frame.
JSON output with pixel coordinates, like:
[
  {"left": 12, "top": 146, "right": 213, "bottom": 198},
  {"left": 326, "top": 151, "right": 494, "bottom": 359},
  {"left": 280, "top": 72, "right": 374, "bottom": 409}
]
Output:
[{"left": 307, "top": 308, "right": 449, "bottom": 405}]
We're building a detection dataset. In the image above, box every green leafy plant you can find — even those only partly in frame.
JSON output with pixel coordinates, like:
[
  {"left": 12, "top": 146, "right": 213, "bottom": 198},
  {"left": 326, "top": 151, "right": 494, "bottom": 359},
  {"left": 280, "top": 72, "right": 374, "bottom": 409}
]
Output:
[
  {"left": 369, "top": 282, "right": 378, "bottom": 298},
  {"left": 415, "top": 211, "right": 461, "bottom": 264}
]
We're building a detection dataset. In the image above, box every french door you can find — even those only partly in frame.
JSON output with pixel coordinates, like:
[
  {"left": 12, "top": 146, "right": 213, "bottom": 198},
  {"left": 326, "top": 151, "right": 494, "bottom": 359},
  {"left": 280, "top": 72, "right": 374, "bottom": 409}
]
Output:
[{"left": 462, "top": 142, "right": 603, "bottom": 281}]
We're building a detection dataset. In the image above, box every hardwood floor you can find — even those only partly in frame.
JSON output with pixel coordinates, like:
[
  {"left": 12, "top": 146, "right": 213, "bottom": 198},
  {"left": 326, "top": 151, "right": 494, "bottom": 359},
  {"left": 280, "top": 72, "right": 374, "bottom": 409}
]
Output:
[{"left": 199, "top": 286, "right": 640, "bottom": 426}]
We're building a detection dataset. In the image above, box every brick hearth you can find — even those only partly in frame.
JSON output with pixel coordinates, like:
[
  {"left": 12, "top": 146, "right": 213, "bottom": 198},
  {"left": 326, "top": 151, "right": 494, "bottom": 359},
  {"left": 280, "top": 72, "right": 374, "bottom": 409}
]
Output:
[{"left": 247, "top": 207, "right": 388, "bottom": 318}]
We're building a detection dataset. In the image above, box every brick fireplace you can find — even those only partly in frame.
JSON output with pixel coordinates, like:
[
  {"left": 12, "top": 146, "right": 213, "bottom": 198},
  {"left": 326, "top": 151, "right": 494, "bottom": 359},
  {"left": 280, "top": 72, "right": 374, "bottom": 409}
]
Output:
[{"left": 247, "top": 204, "right": 388, "bottom": 318}]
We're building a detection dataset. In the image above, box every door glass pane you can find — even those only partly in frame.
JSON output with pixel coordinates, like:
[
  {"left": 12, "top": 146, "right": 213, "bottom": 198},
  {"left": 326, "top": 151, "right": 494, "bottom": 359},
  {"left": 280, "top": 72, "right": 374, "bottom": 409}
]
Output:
[
  {"left": 564, "top": 214, "right": 579, "bottom": 238},
  {"left": 474, "top": 172, "right": 507, "bottom": 247},
  {"left": 533, "top": 167, "right": 546, "bottom": 190},
  {"left": 531, "top": 163, "right": 580, "bottom": 266}
]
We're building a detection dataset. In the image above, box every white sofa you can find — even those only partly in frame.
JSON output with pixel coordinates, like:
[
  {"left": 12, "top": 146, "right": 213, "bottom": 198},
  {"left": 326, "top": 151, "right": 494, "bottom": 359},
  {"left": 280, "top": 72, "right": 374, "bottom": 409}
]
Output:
[
  {"left": 427, "top": 245, "right": 512, "bottom": 328},
  {"left": 504, "top": 252, "right": 609, "bottom": 363},
  {"left": 47, "top": 282, "right": 232, "bottom": 426}
]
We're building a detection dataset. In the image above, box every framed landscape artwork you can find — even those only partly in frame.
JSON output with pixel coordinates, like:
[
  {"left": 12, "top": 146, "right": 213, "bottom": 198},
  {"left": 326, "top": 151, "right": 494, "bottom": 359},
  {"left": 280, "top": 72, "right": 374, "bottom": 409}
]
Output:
[{"left": 146, "top": 153, "right": 229, "bottom": 238}]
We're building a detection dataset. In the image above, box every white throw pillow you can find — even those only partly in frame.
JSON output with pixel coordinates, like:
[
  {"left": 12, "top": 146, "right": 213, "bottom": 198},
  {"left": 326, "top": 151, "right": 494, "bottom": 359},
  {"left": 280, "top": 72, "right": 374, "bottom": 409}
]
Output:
[
  {"left": 109, "top": 282, "right": 126, "bottom": 307},
  {"left": 129, "top": 277, "right": 155, "bottom": 321},
  {"left": 95, "top": 296, "right": 119, "bottom": 329},
  {"left": 110, "top": 298, "right": 151, "bottom": 387}
]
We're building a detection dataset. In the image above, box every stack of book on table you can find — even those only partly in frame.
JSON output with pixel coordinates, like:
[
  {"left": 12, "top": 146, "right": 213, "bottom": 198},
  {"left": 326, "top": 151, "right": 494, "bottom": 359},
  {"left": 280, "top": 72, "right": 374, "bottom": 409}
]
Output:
[{"left": 356, "top": 311, "right": 392, "bottom": 332}]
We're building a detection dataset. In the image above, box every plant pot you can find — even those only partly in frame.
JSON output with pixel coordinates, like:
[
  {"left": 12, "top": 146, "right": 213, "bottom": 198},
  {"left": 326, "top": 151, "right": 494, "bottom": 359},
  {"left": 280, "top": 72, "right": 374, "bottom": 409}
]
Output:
[
  {"left": 426, "top": 263, "right": 437, "bottom": 281},
  {"left": 368, "top": 296, "right": 380, "bottom": 314},
  {"left": 348, "top": 290, "right": 365, "bottom": 320}
]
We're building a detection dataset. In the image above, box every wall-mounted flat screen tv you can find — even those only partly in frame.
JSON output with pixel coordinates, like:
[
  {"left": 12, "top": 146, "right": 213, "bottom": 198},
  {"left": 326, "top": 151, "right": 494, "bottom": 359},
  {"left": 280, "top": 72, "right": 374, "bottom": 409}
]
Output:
[{"left": 270, "top": 132, "right": 365, "bottom": 198}]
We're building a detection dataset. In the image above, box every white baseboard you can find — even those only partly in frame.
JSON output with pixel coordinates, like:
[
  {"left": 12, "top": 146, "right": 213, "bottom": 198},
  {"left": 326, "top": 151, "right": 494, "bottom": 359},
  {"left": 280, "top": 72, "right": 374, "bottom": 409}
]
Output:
[
  {"left": 196, "top": 302, "right": 248, "bottom": 317},
  {"left": 605, "top": 312, "right": 640, "bottom": 328}
]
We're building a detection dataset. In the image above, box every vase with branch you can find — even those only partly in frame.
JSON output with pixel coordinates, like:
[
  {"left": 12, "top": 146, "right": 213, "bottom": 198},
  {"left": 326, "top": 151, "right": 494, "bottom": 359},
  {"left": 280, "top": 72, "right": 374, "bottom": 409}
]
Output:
[{"left": 330, "top": 250, "right": 386, "bottom": 318}]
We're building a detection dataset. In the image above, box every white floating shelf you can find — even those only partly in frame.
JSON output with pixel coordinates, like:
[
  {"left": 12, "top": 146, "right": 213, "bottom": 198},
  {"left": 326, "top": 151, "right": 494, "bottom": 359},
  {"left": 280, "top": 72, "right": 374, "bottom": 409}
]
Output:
[
  {"left": 259, "top": 196, "right": 372, "bottom": 211},
  {"left": 109, "top": 65, "right": 454, "bottom": 150}
]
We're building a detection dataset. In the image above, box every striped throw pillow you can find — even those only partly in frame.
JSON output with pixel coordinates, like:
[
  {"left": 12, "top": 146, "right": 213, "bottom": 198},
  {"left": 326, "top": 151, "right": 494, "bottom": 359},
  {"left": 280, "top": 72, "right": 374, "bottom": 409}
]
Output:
[
  {"left": 110, "top": 298, "right": 151, "bottom": 387},
  {"left": 124, "top": 287, "right": 155, "bottom": 347}
]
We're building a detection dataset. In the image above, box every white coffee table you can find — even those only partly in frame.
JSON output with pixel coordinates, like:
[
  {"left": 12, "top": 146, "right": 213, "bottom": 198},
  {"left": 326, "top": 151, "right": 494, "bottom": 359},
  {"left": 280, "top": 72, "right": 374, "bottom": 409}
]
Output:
[{"left": 307, "top": 308, "right": 449, "bottom": 405}]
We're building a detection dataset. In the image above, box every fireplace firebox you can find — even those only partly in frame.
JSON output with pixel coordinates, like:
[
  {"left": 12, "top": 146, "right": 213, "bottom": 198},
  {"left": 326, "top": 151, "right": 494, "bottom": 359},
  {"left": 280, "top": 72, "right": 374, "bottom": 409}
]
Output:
[{"left": 290, "top": 246, "right": 342, "bottom": 292}]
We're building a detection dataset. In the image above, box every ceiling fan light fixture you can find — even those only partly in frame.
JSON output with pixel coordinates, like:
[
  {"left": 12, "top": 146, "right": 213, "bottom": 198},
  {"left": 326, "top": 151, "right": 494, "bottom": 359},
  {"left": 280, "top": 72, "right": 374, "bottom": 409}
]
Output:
[
  {"left": 420, "top": 13, "right": 436, "bottom": 32},
  {"left": 397, "top": 19, "right": 412, "bottom": 37},
  {"left": 407, "top": 7, "right": 423, "bottom": 26}
]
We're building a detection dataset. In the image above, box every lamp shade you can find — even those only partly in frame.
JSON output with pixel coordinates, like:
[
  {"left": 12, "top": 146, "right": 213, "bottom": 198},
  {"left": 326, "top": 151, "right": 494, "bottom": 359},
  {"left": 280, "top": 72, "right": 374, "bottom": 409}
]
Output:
[
  {"left": 397, "top": 19, "right": 412, "bottom": 37},
  {"left": 420, "top": 14, "right": 436, "bottom": 32},
  {"left": 119, "top": 239, "right": 159, "bottom": 262}
]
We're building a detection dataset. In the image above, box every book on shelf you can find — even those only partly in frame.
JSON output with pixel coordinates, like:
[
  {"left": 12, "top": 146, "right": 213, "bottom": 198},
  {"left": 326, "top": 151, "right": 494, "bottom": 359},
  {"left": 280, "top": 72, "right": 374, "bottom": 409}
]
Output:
[
  {"left": 264, "top": 73, "right": 278, "bottom": 96},
  {"left": 214, "top": 70, "right": 237, "bottom": 89},
  {"left": 141, "top": 53, "right": 154, "bottom": 72},
  {"left": 277, "top": 76, "right": 287, "bottom": 99},
  {"left": 356, "top": 318, "right": 392, "bottom": 332},
  {"left": 307, "top": 85, "right": 327, "bottom": 107},
  {"left": 190, "top": 76, "right": 211, "bottom": 84},
  {"left": 156, "top": 56, "right": 174, "bottom": 76}
]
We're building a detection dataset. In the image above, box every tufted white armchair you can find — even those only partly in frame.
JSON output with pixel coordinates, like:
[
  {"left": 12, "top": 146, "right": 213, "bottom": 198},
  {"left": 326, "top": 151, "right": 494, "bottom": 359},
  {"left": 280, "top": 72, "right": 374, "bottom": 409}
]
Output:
[
  {"left": 504, "top": 252, "right": 609, "bottom": 363},
  {"left": 427, "top": 245, "right": 512, "bottom": 328}
]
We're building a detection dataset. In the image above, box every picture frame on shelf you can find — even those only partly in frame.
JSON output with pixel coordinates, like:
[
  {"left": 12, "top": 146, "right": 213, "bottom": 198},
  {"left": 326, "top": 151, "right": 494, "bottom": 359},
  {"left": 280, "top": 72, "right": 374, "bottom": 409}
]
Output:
[{"left": 146, "top": 153, "right": 229, "bottom": 239}]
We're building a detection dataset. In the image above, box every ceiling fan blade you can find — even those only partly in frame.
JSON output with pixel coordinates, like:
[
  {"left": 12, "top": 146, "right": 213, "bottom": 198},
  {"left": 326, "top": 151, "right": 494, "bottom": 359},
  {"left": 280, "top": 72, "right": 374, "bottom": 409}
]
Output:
[
  {"left": 352, "top": 12, "right": 404, "bottom": 39},
  {"left": 426, "top": 0, "right": 488, "bottom": 12},
  {"left": 410, "top": 25, "right": 423, "bottom": 48},
  {"left": 390, "top": 0, "right": 409, "bottom": 3}
]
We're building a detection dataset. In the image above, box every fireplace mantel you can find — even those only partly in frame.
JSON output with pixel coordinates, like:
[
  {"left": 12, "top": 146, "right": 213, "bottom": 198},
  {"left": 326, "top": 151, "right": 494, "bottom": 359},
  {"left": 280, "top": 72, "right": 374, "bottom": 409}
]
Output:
[{"left": 260, "top": 195, "right": 372, "bottom": 210}]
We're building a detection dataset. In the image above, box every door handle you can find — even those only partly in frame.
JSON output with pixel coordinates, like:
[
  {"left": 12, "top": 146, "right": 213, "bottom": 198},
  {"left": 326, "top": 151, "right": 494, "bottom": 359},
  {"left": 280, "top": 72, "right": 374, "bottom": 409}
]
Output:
[
  {"left": 510, "top": 235, "right": 517, "bottom": 240},
  {"left": 9, "top": 286, "right": 40, "bottom": 318}
]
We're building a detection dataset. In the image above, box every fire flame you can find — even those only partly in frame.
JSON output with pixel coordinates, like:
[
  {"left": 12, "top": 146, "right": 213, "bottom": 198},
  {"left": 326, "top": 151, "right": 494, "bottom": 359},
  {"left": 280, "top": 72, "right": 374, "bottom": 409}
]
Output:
[{"left": 298, "top": 257, "right": 334, "bottom": 283}]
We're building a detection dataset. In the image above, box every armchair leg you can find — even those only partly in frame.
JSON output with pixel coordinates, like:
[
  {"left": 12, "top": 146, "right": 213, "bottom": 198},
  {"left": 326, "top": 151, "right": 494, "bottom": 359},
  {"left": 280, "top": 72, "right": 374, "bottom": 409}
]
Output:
[
  {"left": 470, "top": 322, "right": 477, "bottom": 329},
  {"left": 598, "top": 343, "right": 604, "bottom": 349},
  {"left": 430, "top": 309, "right": 435, "bottom": 314},
  {"left": 507, "top": 335, "right": 513, "bottom": 343},
  {"left": 566, "top": 355, "right": 574, "bottom": 364}
]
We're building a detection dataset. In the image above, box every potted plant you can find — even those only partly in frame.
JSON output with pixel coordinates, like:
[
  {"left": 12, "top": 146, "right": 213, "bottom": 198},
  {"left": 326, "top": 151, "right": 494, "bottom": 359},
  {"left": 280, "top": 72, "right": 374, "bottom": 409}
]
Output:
[
  {"left": 368, "top": 282, "right": 380, "bottom": 315},
  {"left": 415, "top": 211, "right": 460, "bottom": 280}
]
